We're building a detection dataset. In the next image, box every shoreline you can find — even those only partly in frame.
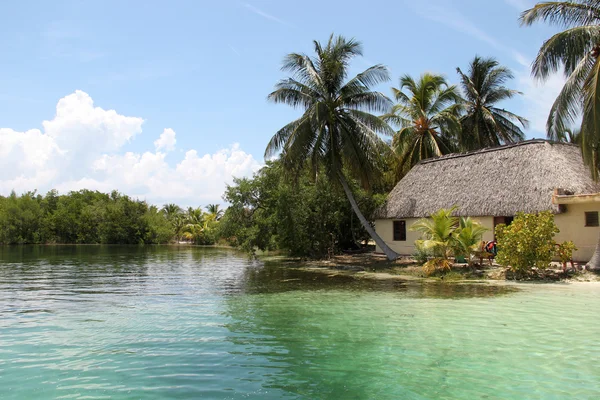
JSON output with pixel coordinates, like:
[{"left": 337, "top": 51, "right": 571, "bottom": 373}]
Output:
[{"left": 261, "top": 253, "right": 600, "bottom": 285}]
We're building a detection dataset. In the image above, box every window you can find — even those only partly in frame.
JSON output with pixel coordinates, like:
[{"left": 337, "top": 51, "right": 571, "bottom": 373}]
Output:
[
  {"left": 585, "top": 212, "right": 599, "bottom": 227},
  {"left": 393, "top": 221, "right": 406, "bottom": 241}
]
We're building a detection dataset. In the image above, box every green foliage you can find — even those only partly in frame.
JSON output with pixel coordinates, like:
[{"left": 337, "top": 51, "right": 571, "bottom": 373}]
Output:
[
  {"left": 411, "top": 207, "right": 459, "bottom": 260},
  {"left": 555, "top": 240, "right": 578, "bottom": 270},
  {"left": 456, "top": 56, "right": 527, "bottom": 150},
  {"left": 382, "top": 73, "right": 461, "bottom": 171},
  {"left": 495, "top": 211, "right": 560, "bottom": 273},
  {"left": 411, "top": 207, "right": 488, "bottom": 275},
  {"left": 452, "top": 217, "right": 490, "bottom": 265},
  {"left": 265, "top": 34, "right": 400, "bottom": 260},
  {"left": 0, "top": 189, "right": 225, "bottom": 245},
  {"left": 520, "top": 1, "right": 600, "bottom": 179},
  {"left": 219, "top": 161, "right": 385, "bottom": 257},
  {"left": 413, "top": 244, "right": 430, "bottom": 265},
  {"left": 265, "top": 34, "right": 393, "bottom": 187}
]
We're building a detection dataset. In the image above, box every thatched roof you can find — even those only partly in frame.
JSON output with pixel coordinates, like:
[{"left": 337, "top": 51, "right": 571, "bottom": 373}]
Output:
[{"left": 377, "top": 140, "right": 600, "bottom": 219}]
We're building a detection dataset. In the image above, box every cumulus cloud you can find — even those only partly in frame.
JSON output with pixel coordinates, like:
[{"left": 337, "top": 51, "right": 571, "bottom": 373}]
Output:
[
  {"left": 154, "top": 128, "right": 176, "bottom": 152},
  {"left": 44, "top": 90, "right": 144, "bottom": 155},
  {"left": 0, "top": 91, "right": 261, "bottom": 205}
]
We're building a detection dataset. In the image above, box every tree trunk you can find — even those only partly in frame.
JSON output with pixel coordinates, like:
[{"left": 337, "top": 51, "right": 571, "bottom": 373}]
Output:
[
  {"left": 586, "top": 231, "right": 600, "bottom": 272},
  {"left": 337, "top": 172, "right": 399, "bottom": 261}
]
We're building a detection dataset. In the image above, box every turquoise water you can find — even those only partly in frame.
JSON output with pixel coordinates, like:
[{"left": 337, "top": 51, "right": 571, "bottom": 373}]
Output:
[{"left": 0, "top": 246, "right": 599, "bottom": 399}]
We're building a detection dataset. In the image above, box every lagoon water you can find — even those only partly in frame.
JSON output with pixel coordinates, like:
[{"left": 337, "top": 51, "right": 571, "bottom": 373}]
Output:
[{"left": 0, "top": 246, "right": 599, "bottom": 399}]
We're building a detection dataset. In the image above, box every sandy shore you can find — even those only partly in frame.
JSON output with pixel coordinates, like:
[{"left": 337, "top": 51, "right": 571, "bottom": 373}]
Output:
[{"left": 264, "top": 253, "right": 600, "bottom": 284}]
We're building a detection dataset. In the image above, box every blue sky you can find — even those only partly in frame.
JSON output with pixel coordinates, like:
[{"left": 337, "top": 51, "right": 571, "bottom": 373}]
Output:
[{"left": 0, "top": 0, "right": 564, "bottom": 205}]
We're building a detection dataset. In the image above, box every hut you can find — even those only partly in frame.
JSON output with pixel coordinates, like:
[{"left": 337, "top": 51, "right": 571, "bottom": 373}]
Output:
[{"left": 375, "top": 140, "right": 600, "bottom": 262}]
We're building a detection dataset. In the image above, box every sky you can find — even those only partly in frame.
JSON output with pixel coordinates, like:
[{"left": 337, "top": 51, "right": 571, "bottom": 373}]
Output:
[{"left": 0, "top": 0, "right": 565, "bottom": 206}]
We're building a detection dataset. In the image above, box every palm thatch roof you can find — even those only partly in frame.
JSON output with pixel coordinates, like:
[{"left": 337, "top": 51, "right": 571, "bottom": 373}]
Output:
[{"left": 377, "top": 140, "right": 600, "bottom": 219}]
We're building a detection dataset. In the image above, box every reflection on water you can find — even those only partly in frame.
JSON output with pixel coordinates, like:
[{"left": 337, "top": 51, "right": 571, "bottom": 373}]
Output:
[{"left": 0, "top": 246, "right": 598, "bottom": 399}]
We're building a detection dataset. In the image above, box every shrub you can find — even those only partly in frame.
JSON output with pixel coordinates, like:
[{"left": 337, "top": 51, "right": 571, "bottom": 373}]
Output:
[
  {"left": 495, "top": 211, "right": 559, "bottom": 273},
  {"left": 555, "top": 241, "right": 578, "bottom": 272},
  {"left": 413, "top": 243, "right": 430, "bottom": 265}
]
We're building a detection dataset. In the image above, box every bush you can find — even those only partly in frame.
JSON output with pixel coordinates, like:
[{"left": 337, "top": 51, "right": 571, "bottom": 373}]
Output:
[
  {"left": 413, "top": 244, "right": 430, "bottom": 265},
  {"left": 495, "top": 211, "right": 559, "bottom": 273},
  {"left": 555, "top": 241, "right": 578, "bottom": 272}
]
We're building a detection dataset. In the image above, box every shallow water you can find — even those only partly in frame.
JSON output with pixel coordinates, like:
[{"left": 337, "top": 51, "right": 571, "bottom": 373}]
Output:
[{"left": 0, "top": 246, "right": 598, "bottom": 399}]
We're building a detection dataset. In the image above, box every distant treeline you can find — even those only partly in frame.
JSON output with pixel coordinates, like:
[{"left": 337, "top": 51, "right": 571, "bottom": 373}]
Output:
[{"left": 0, "top": 190, "right": 221, "bottom": 245}]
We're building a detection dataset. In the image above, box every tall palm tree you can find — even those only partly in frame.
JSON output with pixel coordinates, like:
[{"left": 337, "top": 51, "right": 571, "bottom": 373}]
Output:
[
  {"left": 520, "top": 1, "right": 600, "bottom": 270},
  {"left": 265, "top": 34, "right": 399, "bottom": 260},
  {"left": 382, "top": 73, "right": 462, "bottom": 171},
  {"left": 456, "top": 56, "right": 528, "bottom": 151}
]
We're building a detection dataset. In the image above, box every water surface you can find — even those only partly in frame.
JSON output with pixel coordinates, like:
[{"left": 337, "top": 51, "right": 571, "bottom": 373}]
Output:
[{"left": 0, "top": 246, "right": 598, "bottom": 399}]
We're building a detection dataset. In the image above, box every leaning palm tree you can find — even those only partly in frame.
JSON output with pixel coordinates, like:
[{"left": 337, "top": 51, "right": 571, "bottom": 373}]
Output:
[
  {"left": 265, "top": 34, "right": 399, "bottom": 260},
  {"left": 382, "top": 73, "right": 462, "bottom": 171},
  {"left": 520, "top": 1, "right": 600, "bottom": 270},
  {"left": 456, "top": 56, "right": 528, "bottom": 151}
]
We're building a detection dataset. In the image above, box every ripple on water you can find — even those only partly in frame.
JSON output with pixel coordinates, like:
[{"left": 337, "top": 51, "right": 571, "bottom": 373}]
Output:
[{"left": 0, "top": 246, "right": 599, "bottom": 399}]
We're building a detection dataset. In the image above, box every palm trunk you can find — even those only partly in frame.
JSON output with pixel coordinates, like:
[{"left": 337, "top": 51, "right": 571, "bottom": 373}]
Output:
[
  {"left": 586, "top": 231, "right": 600, "bottom": 272},
  {"left": 338, "top": 172, "right": 399, "bottom": 261}
]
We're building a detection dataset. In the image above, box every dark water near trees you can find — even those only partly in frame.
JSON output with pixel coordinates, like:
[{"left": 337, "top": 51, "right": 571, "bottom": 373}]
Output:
[{"left": 0, "top": 246, "right": 598, "bottom": 399}]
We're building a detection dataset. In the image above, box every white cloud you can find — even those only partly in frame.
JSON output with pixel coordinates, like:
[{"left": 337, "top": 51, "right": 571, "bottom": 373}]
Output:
[
  {"left": 154, "top": 128, "right": 176, "bottom": 152},
  {"left": 0, "top": 91, "right": 262, "bottom": 205},
  {"left": 43, "top": 90, "right": 143, "bottom": 155}
]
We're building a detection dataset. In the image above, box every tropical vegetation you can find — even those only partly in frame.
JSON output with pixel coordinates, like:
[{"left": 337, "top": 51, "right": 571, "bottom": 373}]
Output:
[
  {"left": 520, "top": 0, "right": 600, "bottom": 270},
  {"left": 410, "top": 207, "right": 488, "bottom": 276},
  {"left": 0, "top": 189, "right": 221, "bottom": 245},
  {"left": 265, "top": 34, "right": 398, "bottom": 260},
  {"left": 495, "top": 211, "right": 574, "bottom": 276},
  {"left": 219, "top": 161, "right": 385, "bottom": 258},
  {"left": 456, "top": 56, "right": 528, "bottom": 150},
  {"left": 382, "top": 73, "right": 461, "bottom": 171}
]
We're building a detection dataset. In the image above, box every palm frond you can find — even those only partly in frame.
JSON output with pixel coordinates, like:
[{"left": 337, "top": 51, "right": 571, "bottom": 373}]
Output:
[
  {"left": 581, "top": 57, "right": 600, "bottom": 179},
  {"left": 546, "top": 53, "right": 594, "bottom": 139},
  {"left": 531, "top": 25, "right": 600, "bottom": 79},
  {"left": 520, "top": 1, "right": 600, "bottom": 28}
]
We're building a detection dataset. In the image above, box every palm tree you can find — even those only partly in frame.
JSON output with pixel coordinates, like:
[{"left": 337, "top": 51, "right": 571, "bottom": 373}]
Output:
[
  {"left": 265, "top": 34, "right": 399, "bottom": 260},
  {"left": 206, "top": 204, "right": 224, "bottom": 221},
  {"left": 162, "top": 203, "right": 182, "bottom": 220},
  {"left": 410, "top": 207, "right": 459, "bottom": 275},
  {"left": 456, "top": 56, "right": 528, "bottom": 151},
  {"left": 382, "top": 73, "right": 462, "bottom": 171},
  {"left": 453, "top": 217, "right": 489, "bottom": 266},
  {"left": 520, "top": 1, "right": 600, "bottom": 271}
]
